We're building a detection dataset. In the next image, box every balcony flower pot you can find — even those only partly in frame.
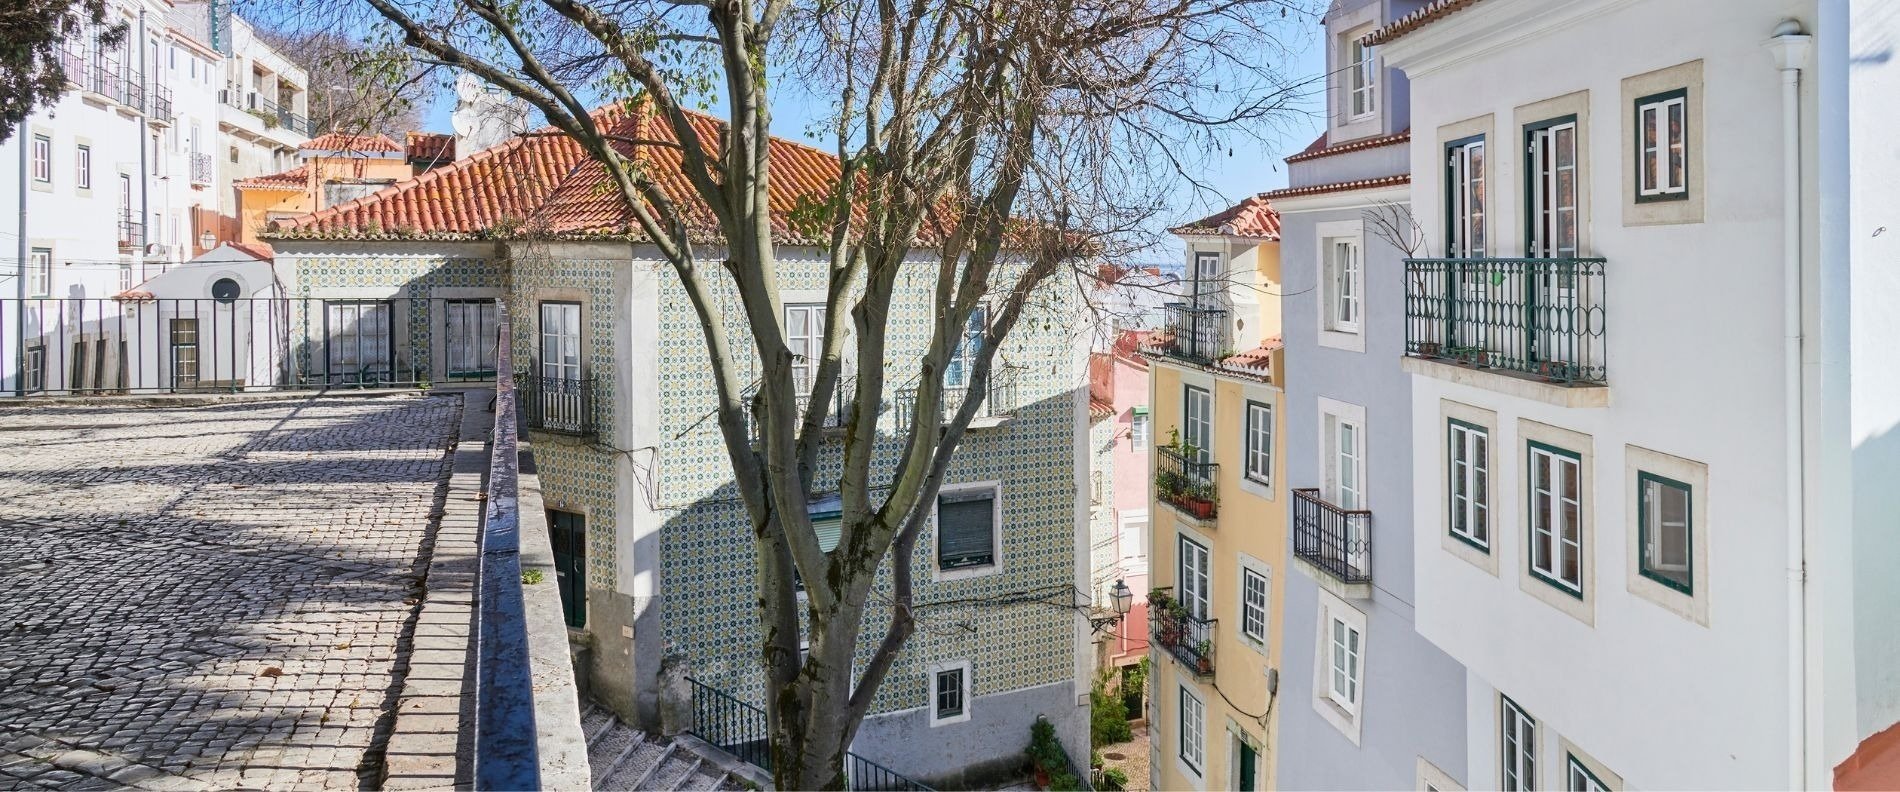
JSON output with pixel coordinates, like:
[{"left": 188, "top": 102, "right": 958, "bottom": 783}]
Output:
[
  {"left": 1416, "top": 341, "right": 1442, "bottom": 358},
  {"left": 1196, "top": 656, "right": 1212, "bottom": 675}
]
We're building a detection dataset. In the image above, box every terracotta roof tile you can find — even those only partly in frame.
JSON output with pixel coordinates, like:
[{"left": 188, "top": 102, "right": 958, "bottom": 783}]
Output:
[
  {"left": 270, "top": 103, "right": 859, "bottom": 244},
  {"left": 1261, "top": 174, "right": 1410, "bottom": 200},
  {"left": 1168, "top": 195, "right": 1281, "bottom": 239},
  {"left": 233, "top": 166, "right": 307, "bottom": 191},
  {"left": 1285, "top": 129, "right": 1409, "bottom": 164},
  {"left": 1218, "top": 337, "right": 1282, "bottom": 377},
  {"left": 300, "top": 133, "right": 403, "bottom": 153},
  {"left": 405, "top": 132, "right": 455, "bottom": 166},
  {"left": 1363, "top": 0, "right": 1487, "bottom": 46},
  {"left": 1090, "top": 397, "right": 1116, "bottom": 419},
  {"left": 228, "top": 242, "right": 275, "bottom": 261}
]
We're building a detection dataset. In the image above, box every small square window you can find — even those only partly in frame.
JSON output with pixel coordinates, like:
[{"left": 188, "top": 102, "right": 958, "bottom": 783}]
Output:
[
  {"left": 928, "top": 662, "right": 970, "bottom": 726},
  {"left": 1635, "top": 89, "right": 1688, "bottom": 201},
  {"left": 936, "top": 484, "right": 999, "bottom": 574},
  {"left": 1638, "top": 472, "right": 1692, "bottom": 594}
]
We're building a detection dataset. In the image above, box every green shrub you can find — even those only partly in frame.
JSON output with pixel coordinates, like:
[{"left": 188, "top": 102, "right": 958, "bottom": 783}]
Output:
[
  {"left": 1090, "top": 673, "right": 1132, "bottom": 746},
  {"left": 1101, "top": 767, "right": 1129, "bottom": 791}
]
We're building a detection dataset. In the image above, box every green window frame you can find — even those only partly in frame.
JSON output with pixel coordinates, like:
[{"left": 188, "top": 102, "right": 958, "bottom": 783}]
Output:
[
  {"left": 1527, "top": 440, "right": 1584, "bottom": 598},
  {"left": 1445, "top": 133, "right": 1487, "bottom": 258},
  {"left": 1179, "top": 683, "right": 1204, "bottom": 774},
  {"left": 1523, "top": 114, "right": 1580, "bottom": 258},
  {"left": 1448, "top": 418, "right": 1490, "bottom": 551},
  {"left": 1637, "top": 471, "right": 1693, "bottom": 595},
  {"left": 1501, "top": 695, "right": 1536, "bottom": 792},
  {"left": 1634, "top": 87, "right": 1690, "bottom": 203},
  {"left": 1567, "top": 753, "right": 1609, "bottom": 792}
]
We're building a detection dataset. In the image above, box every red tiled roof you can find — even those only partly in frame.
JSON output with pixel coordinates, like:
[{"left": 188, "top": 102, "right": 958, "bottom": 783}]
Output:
[
  {"left": 1285, "top": 129, "right": 1410, "bottom": 164},
  {"left": 1260, "top": 174, "right": 1410, "bottom": 200},
  {"left": 406, "top": 132, "right": 455, "bottom": 166},
  {"left": 233, "top": 165, "right": 307, "bottom": 191},
  {"left": 300, "top": 133, "right": 403, "bottom": 153},
  {"left": 1168, "top": 195, "right": 1281, "bottom": 239},
  {"left": 271, "top": 103, "right": 860, "bottom": 244},
  {"left": 1112, "top": 329, "right": 1150, "bottom": 368},
  {"left": 1294, "top": 132, "right": 1329, "bottom": 157},
  {"left": 1218, "top": 337, "right": 1282, "bottom": 377},
  {"left": 227, "top": 242, "right": 275, "bottom": 261},
  {"left": 112, "top": 289, "right": 156, "bottom": 302},
  {"left": 1363, "top": 0, "right": 1487, "bottom": 46},
  {"left": 1090, "top": 397, "right": 1115, "bottom": 419}
]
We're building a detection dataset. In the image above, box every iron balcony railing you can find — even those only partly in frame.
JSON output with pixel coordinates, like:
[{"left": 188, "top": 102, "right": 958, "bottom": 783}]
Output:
[
  {"left": 58, "top": 48, "right": 84, "bottom": 87},
  {"left": 686, "top": 677, "right": 935, "bottom": 791},
  {"left": 474, "top": 301, "right": 541, "bottom": 790},
  {"left": 189, "top": 153, "right": 213, "bottom": 185},
  {"left": 517, "top": 374, "right": 596, "bottom": 436},
  {"left": 894, "top": 364, "right": 1022, "bottom": 431},
  {"left": 149, "top": 85, "right": 174, "bottom": 124},
  {"left": 0, "top": 297, "right": 503, "bottom": 397},
  {"left": 747, "top": 375, "right": 855, "bottom": 444},
  {"left": 277, "top": 108, "right": 309, "bottom": 136},
  {"left": 1149, "top": 597, "right": 1215, "bottom": 676},
  {"left": 1143, "top": 301, "right": 1230, "bottom": 365},
  {"left": 117, "top": 219, "right": 144, "bottom": 251},
  {"left": 1292, "top": 488, "right": 1372, "bottom": 585},
  {"left": 1155, "top": 444, "right": 1218, "bottom": 520},
  {"left": 1403, "top": 257, "right": 1608, "bottom": 385}
]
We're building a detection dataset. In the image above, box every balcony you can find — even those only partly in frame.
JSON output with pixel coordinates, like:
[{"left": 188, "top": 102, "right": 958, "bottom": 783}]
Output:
[
  {"left": 116, "top": 219, "right": 144, "bottom": 252},
  {"left": 277, "top": 108, "right": 309, "bottom": 136},
  {"left": 1292, "top": 488, "right": 1371, "bottom": 597},
  {"left": 747, "top": 376, "right": 854, "bottom": 442},
  {"left": 895, "top": 364, "right": 1022, "bottom": 431},
  {"left": 518, "top": 374, "right": 597, "bottom": 436},
  {"left": 189, "top": 153, "right": 213, "bottom": 186},
  {"left": 1142, "top": 301, "right": 1230, "bottom": 366},
  {"left": 1403, "top": 257, "right": 1609, "bottom": 404},
  {"left": 1155, "top": 444, "right": 1218, "bottom": 522},
  {"left": 1148, "top": 588, "right": 1215, "bottom": 678},
  {"left": 149, "top": 86, "right": 174, "bottom": 126}
]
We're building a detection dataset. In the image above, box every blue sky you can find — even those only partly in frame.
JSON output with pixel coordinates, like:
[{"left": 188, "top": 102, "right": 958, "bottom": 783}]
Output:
[{"left": 418, "top": 33, "right": 1327, "bottom": 267}]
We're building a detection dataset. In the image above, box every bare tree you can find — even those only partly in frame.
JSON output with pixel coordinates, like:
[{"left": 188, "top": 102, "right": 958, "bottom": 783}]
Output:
[
  {"left": 257, "top": 28, "right": 428, "bottom": 138},
  {"left": 255, "top": 0, "right": 1309, "bottom": 785}
]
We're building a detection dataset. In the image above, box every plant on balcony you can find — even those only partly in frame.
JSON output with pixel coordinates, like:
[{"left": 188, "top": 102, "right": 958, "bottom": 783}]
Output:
[
  {"left": 1155, "top": 439, "right": 1217, "bottom": 518},
  {"left": 1193, "top": 639, "right": 1212, "bottom": 674}
]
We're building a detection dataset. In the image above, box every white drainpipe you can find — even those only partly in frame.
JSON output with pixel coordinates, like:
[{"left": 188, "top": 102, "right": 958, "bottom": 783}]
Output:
[{"left": 1765, "top": 18, "right": 1814, "bottom": 791}]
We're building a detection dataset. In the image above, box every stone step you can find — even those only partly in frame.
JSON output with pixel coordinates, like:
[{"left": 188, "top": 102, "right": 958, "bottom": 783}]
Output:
[
  {"left": 598, "top": 734, "right": 676, "bottom": 790},
  {"left": 582, "top": 704, "right": 618, "bottom": 747}
]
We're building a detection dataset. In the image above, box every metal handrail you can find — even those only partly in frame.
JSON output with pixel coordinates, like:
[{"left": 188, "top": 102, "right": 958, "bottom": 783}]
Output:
[
  {"left": 474, "top": 300, "right": 541, "bottom": 790},
  {"left": 1402, "top": 256, "right": 1608, "bottom": 384},
  {"left": 1150, "top": 607, "right": 1216, "bottom": 675},
  {"left": 1155, "top": 444, "right": 1218, "bottom": 519},
  {"left": 686, "top": 677, "right": 936, "bottom": 791},
  {"left": 1146, "top": 301, "right": 1230, "bottom": 364},
  {"left": 517, "top": 374, "right": 596, "bottom": 436},
  {"left": 1292, "top": 488, "right": 1372, "bottom": 584},
  {"left": 894, "top": 363, "right": 1023, "bottom": 431}
]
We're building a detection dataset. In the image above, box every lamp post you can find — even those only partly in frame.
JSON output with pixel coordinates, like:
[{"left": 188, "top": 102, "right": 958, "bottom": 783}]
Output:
[{"left": 1091, "top": 579, "right": 1134, "bottom": 634}]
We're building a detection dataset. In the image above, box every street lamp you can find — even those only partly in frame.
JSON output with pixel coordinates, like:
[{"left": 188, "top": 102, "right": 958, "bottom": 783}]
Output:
[{"left": 1090, "top": 579, "right": 1134, "bottom": 634}]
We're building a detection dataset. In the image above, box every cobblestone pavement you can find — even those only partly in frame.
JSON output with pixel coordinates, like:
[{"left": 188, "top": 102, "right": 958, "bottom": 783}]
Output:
[{"left": 0, "top": 394, "right": 463, "bottom": 791}]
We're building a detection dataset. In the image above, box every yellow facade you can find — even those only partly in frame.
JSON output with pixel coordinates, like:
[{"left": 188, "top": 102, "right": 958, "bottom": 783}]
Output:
[
  {"left": 1147, "top": 234, "right": 1287, "bottom": 791},
  {"left": 236, "top": 155, "right": 413, "bottom": 243}
]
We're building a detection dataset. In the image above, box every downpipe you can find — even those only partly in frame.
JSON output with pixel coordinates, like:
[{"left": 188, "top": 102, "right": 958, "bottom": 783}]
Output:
[{"left": 1766, "top": 18, "right": 1814, "bottom": 791}]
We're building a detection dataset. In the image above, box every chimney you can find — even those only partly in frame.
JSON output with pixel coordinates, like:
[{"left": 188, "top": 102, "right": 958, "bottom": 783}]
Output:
[{"left": 450, "top": 73, "right": 528, "bottom": 158}]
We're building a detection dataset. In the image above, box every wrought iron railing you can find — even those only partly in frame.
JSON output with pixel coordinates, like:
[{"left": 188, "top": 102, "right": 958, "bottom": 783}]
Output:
[
  {"left": 189, "top": 153, "right": 213, "bottom": 185},
  {"left": 0, "top": 297, "right": 503, "bottom": 397},
  {"left": 1155, "top": 444, "right": 1218, "bottom": 520},
  {"left": 517, "top": 374, "right": 596, "bottom": 436},
  {"left": 1292, "top": 488, "right": 1372, "bottom": 585},
  {"left": 57, "top": 48, "right": 84, "bottom": 87},
  {"left": 474, "top": 301, "right": 541, "bottom": 790},
  {"left": 686, "top": 677, "right": 935, "bottom": 791},
  {"left": 1144, "top": 301, "right": 1230, "bottom": 364},
  {"left": 277, "top": 108, "right": 309, "bottom": 136},
  {"left": 894, "top": 364, "right": 1022, "bottom": 431},
  {"left": 150, "top": 85, "right": 174, "bottom": 124},
  {"left": 117, "top": 219, "right": 144, "bottom": 250},
  {"left": 747, "top": 375, "right": 855, "bottom": 443},
  {"left": 1148, "top": 591, "right": 1215, "bottom": 676},
  {"left": 1403, "top": 257, "right": 1608, "bottom": 385}
]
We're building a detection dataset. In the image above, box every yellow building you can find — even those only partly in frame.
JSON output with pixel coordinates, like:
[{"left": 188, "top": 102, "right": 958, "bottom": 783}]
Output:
[
  {"left": 1143, "top": 196, "right": 1286, "bottom": 791},
  {"left": 232, "top": 133, "right": 418, "bottom": 243}
]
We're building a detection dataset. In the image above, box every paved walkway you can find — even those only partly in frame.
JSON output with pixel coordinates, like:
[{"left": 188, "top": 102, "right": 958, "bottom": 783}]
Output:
[{"left": 0, "top": 394, "right": 464, "bottom": 791}]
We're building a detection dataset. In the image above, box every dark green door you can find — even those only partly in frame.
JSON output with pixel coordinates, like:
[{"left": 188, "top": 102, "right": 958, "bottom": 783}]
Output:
[
  {"left": 1238, "top": 741, "right": 1257, "bottom": 792},
  {"left": 549, "top": 510, "right": 586, "bottom": 627}
]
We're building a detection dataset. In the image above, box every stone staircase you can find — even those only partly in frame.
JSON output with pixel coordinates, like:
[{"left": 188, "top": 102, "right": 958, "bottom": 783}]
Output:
[{"left": 582, "top": 703, "right": 749, "bottom": 791}]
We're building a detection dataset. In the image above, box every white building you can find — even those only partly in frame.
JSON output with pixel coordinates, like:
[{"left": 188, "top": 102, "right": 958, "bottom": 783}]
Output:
[{"left": 1380, "top": 0, "right": 1900, "bottom": 788}]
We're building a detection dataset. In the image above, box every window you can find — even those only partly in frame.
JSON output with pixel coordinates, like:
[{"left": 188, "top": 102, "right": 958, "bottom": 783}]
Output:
[
  {"left": 1501, "top": 697, "right": 1536, "bottom": 792},
  {"left": 31, "top": 135, "right": 50, "bottom": 183},
  {"left": 117, "top": 263, "right": 132, "bottom": 292},
  {"left": 539, "top": 302, "right": 582, "bottom": 382},
  {"left": 1179, "top": 535, "right": 1209, "bottom": 620},
  {"left": 1192, "top": 252, "right": 1222, "bottom": 303},
  {"left": 793, "top": 497, "right": 843, "bottom": 594},
  {"left": 1178, "top": 684, "right": 1205, "bottom": 774},
  {"left": 1327, "top": 415, "right": 1365, "bottom": 510},
  {"left": 784, "top": 303, "right": 825, "bottom": 394},
  {"left": 1447, "top": 136, "right": 1486, "bottom": 257},
  {"left": 28, "top": 248, "right": 50, "bottom": 297},
  {"left": 444, "top": 299, "right": 499, "bottom": 379},
  {"left": 936, "top": 484, "right": 998, "bottom": 572},
  {"left": 1183, "top": 385, "right": 1212, "bottom": 463},
  {"left": 325, "top": 301, "right": 393, "bottom": 385},
  {"left": 946, "top": 304, "right": 987, "bottom": 388},
  {"left": 1636, "top": 89, "right": 1687, "bottom": 200},
  {"left": 1131, "top": 410, "right": 1150, "bottom": 452},
  {"left": 1638, "top": 472, "right": 1692, "bottom": 594},
  {"left": 1327, "top": 613, "right": 1362, "bottom": 713},
  {"left": 1526, "top": 117, "right": 1579, "bottom": 258},
  {"left": 23, "top": 345, "right": 45, "bottom": 393},
  {"left": 1528, "top": 442, "right": 1584, "bottom": 594},
  {"left": 1348, "top": 39, "right": 1376, "bottom": 119},
  {"left": 75, "top": 144, "right": 91, "bottom": 189},
  {"left": 1449, "top": 419, "right": 1489, "bottom": 549},
  {"left": 929, "top": 662, "right": 970, "bottom": 726},
  {"left": 1567, "top": 755, "right": 1608, "bottom": 792},
  {"left": 1240, "top": 566, "right": 1269, "bottom": 644},
  {"left": 1324, "top": 237, "right": 1362, "bottom": 333},
  {"left": 1245, "top": 400, "right": 1273, "bottom": 485},
  {"left": 169, "top": 318, "right": 199, "bottom": 391}
]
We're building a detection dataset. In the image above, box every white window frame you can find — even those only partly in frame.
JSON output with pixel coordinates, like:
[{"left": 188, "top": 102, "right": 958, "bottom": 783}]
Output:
[
  {"left": 31, "top": 134, "right": 50, "bottom": 183},
  {"left": 28, "top": 247, "right": 51, "bottom": 298},
  {"left": 1448, "top": 419, "right": 1490, "bottom": 550},
  {"left": 1118, "top": 512, "right": 1148, "bottom": 576},
  {"left": 1348, "top": 39, "right": 1377, "bottom": 120},
  {"left": 784, "top": 303, "right": 826, "bottom": 395},
  {"left": 1527, "top": 118, "right": 1580, "bottom": 258},
  {"left": 1501, "top": 696, "right": 1537, "bottom": 792},
  {"left": 1131, "top": 410, "right": 1150, "bottom": 452},
  {"left": 538, "top": 301, "right": 582, "bottom": 382},
  {"left": 1323, "top": 409, "right": 1366, "bottom": 510},
  {"left": 1448, "top": 137, "right": 1486, "bottom": 258},
  {"left": 1311, "top": 589, "right": 1367, "bottom": 744},
  {"left": 1326, "top": 612, "right": 1363, "bottom": 714},
  {"left": 1178, "top": 683, "right": 1205, "bottom": 777},
  {"left": 1178, "top": 533, "right": 1210, "bottom": 621},
  {"left": 946, "top": 302, "right": 988, "bottom": 389},
  {"left": 1237, "top": 556, "right": 1270, "bottom": 649},
  {"left": 1567, "top": 755, "right": 1607, "bottom": 792},
  {"left": 931, "top": 480, "right": 1003, "bottom": 581},
  {"left": 75, "top": 144, "right": 91, "bottom": 190},
  {"left": 117, "top": 263, "right": 132, "bottom": 292},
  {"left": 1637, "top": 93, "right": 1687, "bottom": 197},
  {"left": 1528, "top": 442, "right": 1584, "bottom": 595},
  {"left": 926, "top": 659, "right": 972, "bottom": 727},
  {"left": 1183, "top": 385, "right": 1212, "bottom": 464},
  {"left": 1244, "top": 400, "right": 1273, "bottom": 486},
  {"left": 1314, "top": 220, "right": 1367, "bottom": 353}
]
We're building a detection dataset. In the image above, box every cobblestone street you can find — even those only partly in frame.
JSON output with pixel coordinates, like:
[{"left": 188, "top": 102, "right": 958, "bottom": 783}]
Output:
[{"left": 0, "top": 394, "right": 464, "bottom": 791}]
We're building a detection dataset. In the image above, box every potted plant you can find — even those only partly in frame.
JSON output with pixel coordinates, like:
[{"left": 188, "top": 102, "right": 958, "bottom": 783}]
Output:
[
  {"left": 1416, "top": 341, "right": 1442, "bottom": 357},
  {"left": 1193, "top": 640, "right": 1213, "bottom": 674}
]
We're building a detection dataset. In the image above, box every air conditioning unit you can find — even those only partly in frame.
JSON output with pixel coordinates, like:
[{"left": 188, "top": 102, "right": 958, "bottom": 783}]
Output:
[{"left": 145, "top": 242, "right": 173, "bottom": 258}]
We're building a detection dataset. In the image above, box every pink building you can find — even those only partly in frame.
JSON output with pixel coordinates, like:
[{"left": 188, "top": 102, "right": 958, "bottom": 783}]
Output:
[{"left": 1090, "top": 329, "right": 1153, "bottom": 669}]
